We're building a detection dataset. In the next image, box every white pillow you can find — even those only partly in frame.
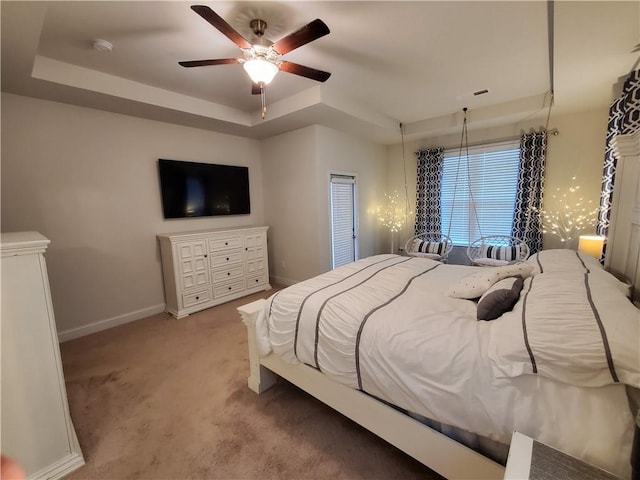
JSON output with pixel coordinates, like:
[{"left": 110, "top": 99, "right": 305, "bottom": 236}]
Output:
[
  {"left": 527, "top": 249, "right": 630, "bottom": 297},
  {"left": 409, "top": 251, "right": 443, "bottom": 260},
  {"left": 447, "top": 262, "right": 534, "bottom": 299},
  {"left": 473, "top": 258, "right": 510, "bottom": 267}
]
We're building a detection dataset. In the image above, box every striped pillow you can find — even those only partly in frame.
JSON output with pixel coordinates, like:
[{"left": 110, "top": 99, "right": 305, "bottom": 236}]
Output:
[
  {"left": 481, "top": 244, "right": 521, "bottom": 262},
  {"left": 411, "top": 239, "right": 447, "bottom": 256}
]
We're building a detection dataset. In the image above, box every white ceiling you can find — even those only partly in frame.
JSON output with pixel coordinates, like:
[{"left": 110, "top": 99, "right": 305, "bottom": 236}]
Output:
[{"left": 2, "top": 1, "right": 638, "bottom": 144}]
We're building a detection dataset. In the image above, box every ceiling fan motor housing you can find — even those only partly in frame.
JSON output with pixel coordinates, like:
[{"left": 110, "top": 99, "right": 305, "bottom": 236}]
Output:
[{"left": 250, "top": 19, "right": 267, "bottom": 37}]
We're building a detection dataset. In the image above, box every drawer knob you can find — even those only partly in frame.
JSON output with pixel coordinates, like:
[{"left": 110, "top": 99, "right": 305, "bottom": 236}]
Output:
[
  {"left": 228, "top": 286, "right": 232, "bottom": 290},
  {"left": 227, "top": 272, "right": 231, "bottom": 276},
  {"left": 195, "top": 296, "right": 199, "bottom": 300},
  {"left": 226, "top": 257, "right": 229, "bottom": 261},
  {"left": 204, "top": 254, "right": 207, "bottom": 258},
  {"left": 255, "top": 279, "right": 259, "bottom": 283},
  {"left": 225, "top": 242, "right": 228, "bottom": 245}
]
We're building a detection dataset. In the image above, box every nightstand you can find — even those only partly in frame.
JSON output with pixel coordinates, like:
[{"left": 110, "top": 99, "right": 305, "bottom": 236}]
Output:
[{"left": 504, "top": 432, "right": 620, "bottom": 480}]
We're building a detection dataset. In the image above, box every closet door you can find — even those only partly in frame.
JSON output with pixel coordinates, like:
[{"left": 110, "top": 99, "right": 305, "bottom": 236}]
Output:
[{"left": 330, "top": 174, "right": 358, "bottom": 268}]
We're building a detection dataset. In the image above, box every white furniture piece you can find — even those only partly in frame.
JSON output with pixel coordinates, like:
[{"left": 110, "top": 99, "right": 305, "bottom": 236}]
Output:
[
  {"left": 1, "top": 232, "right": 84, "bottom": 479},
  {"left": 608, "top": 128, "right": 640, "bottom": 303},
  {"left": 158, "top": 226, "right": 271, "bottom": 318},
  {"left": 504, "top": 432, "right": 619, "bottom": 480},
  {"left": 238, "top": 298, "right": 505, "bottom": 480}
]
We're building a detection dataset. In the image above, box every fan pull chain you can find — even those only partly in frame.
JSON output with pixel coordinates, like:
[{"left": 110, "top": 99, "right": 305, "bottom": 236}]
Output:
[{"left": 260, "top": 84, "right": 267, "bottom": 120}]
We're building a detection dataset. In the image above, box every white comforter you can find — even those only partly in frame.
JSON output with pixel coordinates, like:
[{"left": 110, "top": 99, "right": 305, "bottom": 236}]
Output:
[{"left": 258, "top": 254, "right": 634, "bottom": 478}]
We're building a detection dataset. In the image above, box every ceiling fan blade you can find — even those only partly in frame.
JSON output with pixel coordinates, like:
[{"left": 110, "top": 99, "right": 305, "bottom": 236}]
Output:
[
  {"left": 191, "top": 5, "right": 252, "bottom": 50},
  {"left": 251, "top": 83, "right": 262, "bottom": 95},
  {"left": 279, "top": 61, "right": 331, "bottom": 82},
  {"left": 179, "top": 58, "right": 239, "bottom": 68},
  {"left": 272, "top": 19, "right": 330, "bottom": 55}
]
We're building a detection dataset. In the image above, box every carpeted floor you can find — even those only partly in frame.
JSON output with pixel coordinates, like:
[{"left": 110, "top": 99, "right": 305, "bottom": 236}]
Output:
[{"left": 60, "top": 289, "right": 443, "bottom": 480}]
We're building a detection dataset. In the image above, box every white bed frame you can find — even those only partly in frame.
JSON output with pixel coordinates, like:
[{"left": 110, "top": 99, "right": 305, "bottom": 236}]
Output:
[
  {"left": 237, "top": 300, "right": 505, "bottom": 480},
  {"left": 237, "top": 128, "right": 640, "bottom": 480}
]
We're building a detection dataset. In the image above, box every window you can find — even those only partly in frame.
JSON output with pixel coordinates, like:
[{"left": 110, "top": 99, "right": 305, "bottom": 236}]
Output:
[
  {"left": 330, "top": 174, "right": 357, "bottom": 268},
  {"left": 441, "top": 142, "right": 520, "bottom": 245}
]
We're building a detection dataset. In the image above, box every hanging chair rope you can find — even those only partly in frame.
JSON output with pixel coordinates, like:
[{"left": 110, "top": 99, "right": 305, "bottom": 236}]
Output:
[
  {"left": 400, "top": 123, "right": 412, "bottom": 234},
  {"left": 448, "top": 108, "right": 483, "bottom": 242}
]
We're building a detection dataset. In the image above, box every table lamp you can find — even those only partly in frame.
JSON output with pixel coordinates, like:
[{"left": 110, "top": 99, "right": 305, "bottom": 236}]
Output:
[{"left": 578, "top": 235, "right": 605, "bottom": 258}]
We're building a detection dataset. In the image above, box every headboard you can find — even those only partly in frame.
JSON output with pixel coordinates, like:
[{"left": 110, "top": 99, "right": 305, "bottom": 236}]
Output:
[{"left": 607, "top": 128, "right": 640, "bottom": 304}]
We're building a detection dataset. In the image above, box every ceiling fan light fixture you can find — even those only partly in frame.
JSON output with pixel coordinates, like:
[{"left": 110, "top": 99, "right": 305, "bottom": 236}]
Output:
[{"left": 243, "top": 58, "right": 279, "bottom": 85}]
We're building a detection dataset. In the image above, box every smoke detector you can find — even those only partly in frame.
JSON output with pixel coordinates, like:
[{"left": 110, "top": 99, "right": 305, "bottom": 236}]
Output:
[{"left": 92, "top": 39, "right": 113, "bottom": 52}]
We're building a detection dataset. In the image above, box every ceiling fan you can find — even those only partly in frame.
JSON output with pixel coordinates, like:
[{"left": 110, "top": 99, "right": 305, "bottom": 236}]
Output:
[{"left": 179, "top": 5, "right": 331, "bottom": 106}]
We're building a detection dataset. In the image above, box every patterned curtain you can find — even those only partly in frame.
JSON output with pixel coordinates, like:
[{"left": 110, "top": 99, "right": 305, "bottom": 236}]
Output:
[
  {"left": 597, "top": 69, "right": 640, "bottom": 261},
  {"left": 512, "top": 132, "right": 547, "bottom": 255},
  {"left": 414, "top": 148, "right": 445, "bottom": 234}
]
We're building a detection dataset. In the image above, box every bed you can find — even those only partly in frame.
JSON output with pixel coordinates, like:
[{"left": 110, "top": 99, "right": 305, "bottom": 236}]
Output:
[{"left": 238, "top": 130, "right": 640, "bottom": 480}]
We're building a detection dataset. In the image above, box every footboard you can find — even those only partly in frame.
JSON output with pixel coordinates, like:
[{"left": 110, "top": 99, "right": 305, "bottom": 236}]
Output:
[
  {"left": 237, "top": 299, "right": 277, "bottom": 394},
  {"left": 237, "top": 299, "right": 505, "bottom": 480}
]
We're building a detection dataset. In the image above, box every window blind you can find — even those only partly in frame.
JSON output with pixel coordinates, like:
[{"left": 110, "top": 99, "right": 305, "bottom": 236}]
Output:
[
  {"left": 440, "top": 142, "right": 520, "bottom": 245},
  {"left": 330, "top": 175, "right": 356, "bottom": 268}
]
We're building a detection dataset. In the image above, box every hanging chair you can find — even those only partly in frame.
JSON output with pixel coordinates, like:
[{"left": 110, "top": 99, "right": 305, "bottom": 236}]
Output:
[
  {"left": 404, "top": 231, "right": 453, "bottom": 262},
  {"left": 466, "top": 235, "right": 530, "bottom": 267}
]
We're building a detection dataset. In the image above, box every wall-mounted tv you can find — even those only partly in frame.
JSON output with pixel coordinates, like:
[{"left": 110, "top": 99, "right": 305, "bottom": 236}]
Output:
[{"left": 158, "top": 159, "right": 250, "bottom": 219}]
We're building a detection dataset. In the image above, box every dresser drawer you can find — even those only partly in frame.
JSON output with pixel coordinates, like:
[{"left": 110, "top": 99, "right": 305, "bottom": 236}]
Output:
[
  {"left": 247, "top": 273, "right": 268, "bottom": 289},
  {"left": 209, "top": 237, "right": 242, "bottom": 252},
  {"left": 213, "top": 280, "right": 245, "bottom": 298},
  {"left": 210, "top": 251, "right": 243, "bottom": 269},
  {"left": 211, "top": 265, "right": 244, "bottom": 283},
  {"left": 181, "top": 288, "right": 212, "bottom": 308}
]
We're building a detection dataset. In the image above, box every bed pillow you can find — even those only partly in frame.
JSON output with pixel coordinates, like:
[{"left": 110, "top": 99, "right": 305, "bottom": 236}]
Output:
[
  {"left": 447, "top": 262, "right": 534, "bottom": 299},
  {"left": 527, "top": 249, "right": 630, "bottom": 296},
  {"left": 410, "top": 251, "right": 443, "bottom": 260},
  {"left": 477, "top": 276, "right": 524, "bottom": 321},
  {"left": 473, "top": 257, "right": 510, "bottom": 267},
  {"left": 409, "top": 239, "right": 447, "bottom": 256},
  {"left": 488, "top": 272, "right": 640, "bottom": 388},
  {"left": 481, "top": 244, "right": 522, "bottom": 262}
]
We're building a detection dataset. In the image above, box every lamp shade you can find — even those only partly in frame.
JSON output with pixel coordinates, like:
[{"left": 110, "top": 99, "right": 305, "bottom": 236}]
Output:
[
  {"left": 578, "top": 235, "right": 605, "bottom": 258},
  {"left": 242, "top": 58, "right": 278, "bottom": 85}
]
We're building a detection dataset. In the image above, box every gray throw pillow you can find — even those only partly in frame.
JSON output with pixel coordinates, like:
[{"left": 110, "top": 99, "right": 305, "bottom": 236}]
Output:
[{"left": 477, "top": 276, "right": 524, "bottom": 321}]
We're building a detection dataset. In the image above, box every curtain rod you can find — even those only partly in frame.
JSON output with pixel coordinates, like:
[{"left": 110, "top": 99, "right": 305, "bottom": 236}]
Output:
[{"left": 420, "top": 128, "right": 560, "bottom": 152}]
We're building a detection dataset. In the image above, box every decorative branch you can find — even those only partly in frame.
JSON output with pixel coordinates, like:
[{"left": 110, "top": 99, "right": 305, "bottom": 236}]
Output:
[
  {"left": 376, "top": 191, "right": 412, "bottom": 233},
  {"left": 534, "top": 179, "right": 599, "bottom": 244}
]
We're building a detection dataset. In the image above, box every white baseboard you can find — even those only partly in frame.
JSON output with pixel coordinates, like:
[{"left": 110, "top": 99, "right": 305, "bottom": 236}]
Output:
[
  {"left": 57, "top": 303, "right": 166, "bottom": 343},
  {"left": 28, "top": 451, "right": 84, "bottom": 480},
  {"left": 270, "top": 275, "right": 297, "bottom": 287}
]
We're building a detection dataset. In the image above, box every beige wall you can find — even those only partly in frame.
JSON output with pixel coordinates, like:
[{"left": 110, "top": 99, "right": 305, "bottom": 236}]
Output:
[
  {"left": 261, "top": 126, "right": 322, "bottom": 285},
  {"left": 315, "top": 126, "right": 387, "bottom": 264},
  {"left": 262, "top": 125, "right": 387, "bottom": 285},
  {"left": 386, "top": 107, "right": 609, "bottom": 253},
  {"left": 1, "top": 93, "right": 263, "bottom": 337}
]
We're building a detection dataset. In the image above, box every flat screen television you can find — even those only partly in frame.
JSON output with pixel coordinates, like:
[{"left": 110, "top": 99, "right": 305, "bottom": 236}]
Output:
[{"left": 158, "top": 159, "right": 250, "bottom": 218}]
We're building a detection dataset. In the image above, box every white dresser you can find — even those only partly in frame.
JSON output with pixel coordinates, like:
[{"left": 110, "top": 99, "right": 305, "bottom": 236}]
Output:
[
  {"left": 158, "top": 226, "right": 271, "bottom": 318},
  {"left": 1, "top": 232, "right": 84, "bottom": 479}
]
